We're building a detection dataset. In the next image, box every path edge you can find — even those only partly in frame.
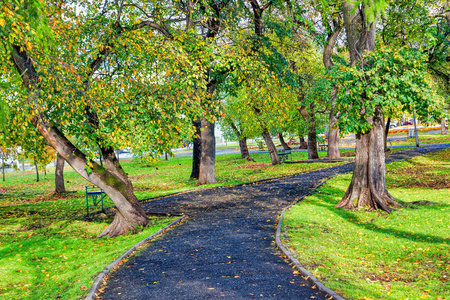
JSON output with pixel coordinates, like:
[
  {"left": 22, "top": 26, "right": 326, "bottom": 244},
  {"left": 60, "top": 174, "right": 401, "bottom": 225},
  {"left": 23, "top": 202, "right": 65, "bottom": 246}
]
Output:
[
  {"left": 85, "top": 215, "right": 187, "bottom": 300},
  {"left": 275, "top": 177, "right": 345, "bottom": 300}
]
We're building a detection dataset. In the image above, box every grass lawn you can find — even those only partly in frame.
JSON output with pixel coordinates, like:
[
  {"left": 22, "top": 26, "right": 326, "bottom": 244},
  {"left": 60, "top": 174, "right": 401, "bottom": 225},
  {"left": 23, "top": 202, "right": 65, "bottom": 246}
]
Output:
[
  {"left": 282, "top": 148, "right": 450, "bottom": 300},
  {"left": 389, "top": 133, "right": 450, "bottom": 147},
  {"left": 1, "top": 134, "right": 447, "bottom": 299},
  {"left": 0, "top": 150, "right": 340, "bottom": 299}
]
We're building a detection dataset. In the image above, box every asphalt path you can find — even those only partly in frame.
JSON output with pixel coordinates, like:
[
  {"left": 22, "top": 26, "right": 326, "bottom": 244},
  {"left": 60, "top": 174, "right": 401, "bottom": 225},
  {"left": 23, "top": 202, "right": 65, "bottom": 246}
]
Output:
[{"left": 99, "top": 143, "right": 450, "bottom": 300}]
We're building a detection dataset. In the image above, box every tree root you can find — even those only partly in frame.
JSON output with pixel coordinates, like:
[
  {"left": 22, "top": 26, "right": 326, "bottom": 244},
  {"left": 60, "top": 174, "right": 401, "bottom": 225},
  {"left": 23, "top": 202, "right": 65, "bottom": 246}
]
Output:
[{"left": 98, "top": 212, "right": 148, "bottom": 238}]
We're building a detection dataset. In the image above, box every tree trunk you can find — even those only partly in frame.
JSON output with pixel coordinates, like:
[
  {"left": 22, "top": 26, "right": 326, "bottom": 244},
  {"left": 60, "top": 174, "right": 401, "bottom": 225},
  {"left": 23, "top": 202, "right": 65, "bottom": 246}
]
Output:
[
  {"left": 190, "top": 119, "right": 202, "bottom": 179},
  {"left": 278, "top": 133, "right": 291, "bottom": 150},
  {"left": 11, "top": 44, "right": 148, "bottom": 237},
  {"left": 307, "top": 128, "right": 319, "bottom": 159},
  {"left": 34, "top": 159, "right": 39, "bottom": 182},
  {"left": 327, "top": 89, "right": 340, "bottom": 159},
  {"left": 55, "top": 152, "right": 65, "bottom": 193},
  {"left": 384, "top": 117, "right": 391, "bottom": 152},
  {"left": 230, "top": 122, "right": 251, "bottom": 159},
  {"left": 299, "top": 136, "right": 307, "bottom": 149},
  {"left": 328, "top": 115, "right": 340, "bottom": 159},
  {"left": 442, "top": 118, "right": 447, "bottom": 135},
  {"left": 299, "top": 105, "right": 319, "bottom": 159},
  {"left": 262, "top": 128, "right": 280, "bottom": 165},
  {"left": 198, "top": 118, "right": 217, "bottom": 184},
  {"left": 238, "top": 137, "right": 252, "bottom": 159},
  {"left": 337, "top": 106, "right": 401, "bottom": 212}
]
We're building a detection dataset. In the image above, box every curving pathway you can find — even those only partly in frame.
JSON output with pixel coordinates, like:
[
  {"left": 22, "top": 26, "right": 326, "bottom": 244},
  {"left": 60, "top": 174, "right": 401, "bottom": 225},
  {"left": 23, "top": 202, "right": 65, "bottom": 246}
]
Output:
[{"left": 99, "top": 144, "right": 449, "bottom": 299}]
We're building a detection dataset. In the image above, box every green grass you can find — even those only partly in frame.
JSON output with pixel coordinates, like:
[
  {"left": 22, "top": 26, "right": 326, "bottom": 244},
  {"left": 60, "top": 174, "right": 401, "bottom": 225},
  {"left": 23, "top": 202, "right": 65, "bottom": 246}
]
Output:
[
  {"left": 1, "top": 136, "right": 448, "bottom": 299},
  {"left": 0, "top": 150, "right": 341, "bottom": 299},
  {"left": 282, "top": 148, "right": 450, "bottom": 300},
  {"left": 389, "top": 133, "right": 450, "bottom": 147}
]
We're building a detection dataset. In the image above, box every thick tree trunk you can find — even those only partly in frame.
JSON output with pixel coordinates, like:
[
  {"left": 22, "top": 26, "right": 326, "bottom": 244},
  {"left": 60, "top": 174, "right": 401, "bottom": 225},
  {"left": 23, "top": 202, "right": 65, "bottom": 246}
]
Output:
[
  {"left": 328, "top": 115, "right": 340, "bottom": 159},
  {"left": 55, "top": 152, "right": 65, "bottom": 193},
  {"left": 198, "top": 118, "right": 217, "bottom": 184},
  {"left": 262, "top": 128, "right": 280, "bottom": 165},
  {"left": 11, "top": 44, "right": 148, "bottom": 237},
  {"left": 337, "top": 106, "right": 401, "bottom": 212},
  {"left": 307, "top": 129, "right": 319, "bottom": 159},
  {"left": 278, "top": 133, "right": 291, "bottom": 150},
  {"left": 190, "top": 119, "right": 201, "bottom": 179},
  {"left": 442, "top": 118, "right": 447, "bottom": 135},
  {"left": 1, "top": 155, "right": 4, "bottom": 182}
]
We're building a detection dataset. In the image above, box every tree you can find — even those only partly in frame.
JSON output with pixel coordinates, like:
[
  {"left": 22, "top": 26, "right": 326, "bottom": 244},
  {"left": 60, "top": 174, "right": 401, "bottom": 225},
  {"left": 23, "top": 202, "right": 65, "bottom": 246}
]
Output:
[
  {"left": 334, "top": 1, "right": 436, "bottom": 211},
  {"left": 1, "top": 1, "right": 205, "bottom": 236}
]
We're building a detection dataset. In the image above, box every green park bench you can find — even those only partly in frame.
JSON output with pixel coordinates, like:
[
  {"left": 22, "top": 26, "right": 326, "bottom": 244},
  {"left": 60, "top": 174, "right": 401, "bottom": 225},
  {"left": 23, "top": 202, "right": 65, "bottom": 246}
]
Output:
[{"left": 85, "top": 185, "right": 105, "bottom": 215}]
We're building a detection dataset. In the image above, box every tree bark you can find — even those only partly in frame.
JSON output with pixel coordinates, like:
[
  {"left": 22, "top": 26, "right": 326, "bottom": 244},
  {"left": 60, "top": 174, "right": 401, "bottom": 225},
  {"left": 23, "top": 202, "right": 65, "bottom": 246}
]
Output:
[
  {"left": 278, "top": 133, "right": 291, "bottom": 150},
  {"left": 11, "top": 44, "right": 148, "bottom": 237},
  {"left": 262, "top": 128, "right": 281, "bottom": 165},
  {"left": 327, "top": 114, "right": 340, "bottom": 159},
  {"left": 190, "top": 119, "right": 202, "bottom": 179},
  {"left": 299, "top": 136, "right": 307, "bottom": 149},
  {"left": 337, "top": 4, "right": 401, "bottom": 212},
  {"left": 384, "top": 117, "right": 391, "bottom": 152},
  {"left": 299, "top": 105, "right": 319, "bottom": 159},
  {"left": 328, "top": 88, "right": 340, "bottom": 159},
  {"left": 55, "top": 152, "right": 65, "bottom": 193},
  {"left": 34, "top": 158, "right": 39, "bottom": 182},
  {"left": 442, "top": 118, "right": 447, "bottom": 135},
  {"left": 230, "top": 122, "right": 251, "bottom": 160},
  {"left": 198, "top": 118, "right": 217, "bottom": 184},
  {"left": 337, "top": 106, "right": 401, "bottom": 212}
]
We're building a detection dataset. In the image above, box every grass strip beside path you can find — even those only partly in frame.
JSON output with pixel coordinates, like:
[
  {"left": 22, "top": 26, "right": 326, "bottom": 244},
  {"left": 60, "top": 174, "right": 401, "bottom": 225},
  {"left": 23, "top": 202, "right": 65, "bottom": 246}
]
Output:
[{"left": 282, "top": 148, "right": 450, "bottom": 300}]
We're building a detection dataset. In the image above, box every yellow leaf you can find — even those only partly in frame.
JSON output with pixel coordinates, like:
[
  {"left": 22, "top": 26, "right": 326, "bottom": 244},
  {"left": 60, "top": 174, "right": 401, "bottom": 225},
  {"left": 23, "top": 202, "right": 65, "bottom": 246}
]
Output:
[{"left": 0, "top": 19, "right": 5, "bottom": 27}]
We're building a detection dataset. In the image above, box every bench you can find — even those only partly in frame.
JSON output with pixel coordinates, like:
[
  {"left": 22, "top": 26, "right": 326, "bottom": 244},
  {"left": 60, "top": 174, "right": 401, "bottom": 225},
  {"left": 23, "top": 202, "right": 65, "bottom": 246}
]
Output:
[
  {"left": 277, "top": 150, "right": 292, "bottom": 162},
  {"left": 85, "top": 185, "right": 105, "bottom": 215},
  {"left": 318, "top": 144, "right": 328, "bottom": 151}
]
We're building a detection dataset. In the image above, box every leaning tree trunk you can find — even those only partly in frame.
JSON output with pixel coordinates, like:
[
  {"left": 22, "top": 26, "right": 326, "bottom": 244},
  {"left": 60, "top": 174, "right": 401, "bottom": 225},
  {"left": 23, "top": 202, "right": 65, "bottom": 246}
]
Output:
[
  {"left": 262, "top": 128, "right": 281, "bottom": 165},
  {"left": 198, "top": 118, "right": 217, "bottom": 184},
  {"left": 55, "top": 152, "right": 65, "bottom": 193},
  {"left": 11, "top": 44, "right": 148, "bottom": 237},
  {"left": 442, "top": 118, "right": 447, "bottom": 135},
  {"left": 278, "top": 133, "right": 291, "bottom": 150},
  {"left": 337, "top": 106, "right": 401, "bottom": 211},
  {"left": 190, "top": 119, "right": 202, "bottom": 179}
]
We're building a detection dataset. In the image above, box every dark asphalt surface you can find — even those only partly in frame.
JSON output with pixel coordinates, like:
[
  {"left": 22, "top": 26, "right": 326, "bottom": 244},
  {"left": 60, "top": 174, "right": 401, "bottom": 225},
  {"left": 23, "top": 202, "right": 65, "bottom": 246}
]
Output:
[{"left": 99, "top": 144, "right": 450, "bottom": 300}]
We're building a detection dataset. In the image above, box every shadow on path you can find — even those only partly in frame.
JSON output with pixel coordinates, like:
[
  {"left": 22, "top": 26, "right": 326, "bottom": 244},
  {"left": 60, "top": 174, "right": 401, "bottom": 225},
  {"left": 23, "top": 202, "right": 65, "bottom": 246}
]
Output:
[{"left": 99, "top": 144, "right": 449, "bottom": 300}]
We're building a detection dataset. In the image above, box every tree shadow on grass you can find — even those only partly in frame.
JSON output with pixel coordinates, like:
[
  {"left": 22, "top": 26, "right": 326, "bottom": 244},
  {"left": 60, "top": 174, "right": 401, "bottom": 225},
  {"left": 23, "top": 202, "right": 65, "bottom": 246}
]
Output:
[{"left": 308, "top": 185, "right": 450, "bottom": 246}]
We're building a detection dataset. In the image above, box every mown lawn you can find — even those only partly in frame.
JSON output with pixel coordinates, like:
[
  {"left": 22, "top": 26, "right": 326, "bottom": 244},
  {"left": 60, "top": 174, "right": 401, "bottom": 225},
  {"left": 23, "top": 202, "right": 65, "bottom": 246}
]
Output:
[
  {"left": 389, "top": 132, "right": 450, "bottom": 147},
  {"left": 0, "top": 150, "right": 340, "bottom": 299},
  {"left": 282, "top": 148, "right": 450, "bottom": 300}
]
